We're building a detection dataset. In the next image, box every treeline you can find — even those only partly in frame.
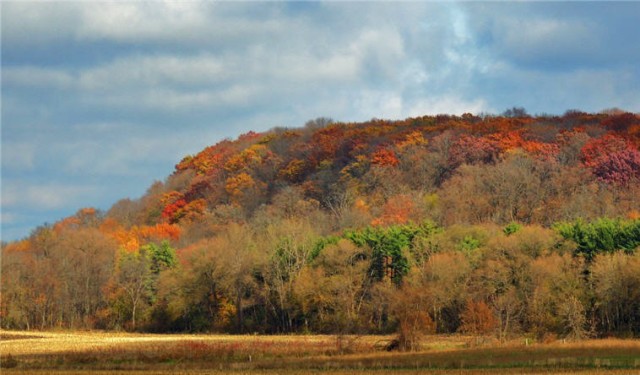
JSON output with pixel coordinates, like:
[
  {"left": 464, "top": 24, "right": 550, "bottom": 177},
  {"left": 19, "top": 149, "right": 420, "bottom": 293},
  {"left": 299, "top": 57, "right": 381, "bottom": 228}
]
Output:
[
  {"left": 2, "top": 216, "right": 640, "bottom": 339},
  {"left": 2, "top": 110, "right": 640, "bottom": 339}
]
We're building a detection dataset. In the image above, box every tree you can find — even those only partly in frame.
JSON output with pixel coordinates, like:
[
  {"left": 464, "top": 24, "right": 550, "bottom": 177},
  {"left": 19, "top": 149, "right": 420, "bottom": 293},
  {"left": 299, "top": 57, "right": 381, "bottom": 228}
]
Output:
[
  {"left": 580, "top": 134, "right": 640, "bottom": 185},
  {"left": 590, "top": 148, "right": 640, "bottom": 185},
  {"left": 345, "top": 225, "right": 421, "bottom": 285},
  {"left": 111, "top": 247, "right": 154, "bottom": 330},
  {"left": 440, "top": 153, "right": 546, "bottom": 225},
  {"left": 591, "top": 252, "right": 640, "bottom": 335},
  {"left": 559, "top": 296, "right": 588, "bottom": 340},
  {"left": 414, "top": 251, "right": 471, "bottom": 332},
  {"left": 427, "top": 131, "right": 457, "bottom": 186},
  {"left": 390, "top": 284, "right": 435, "bottom": 351},
  {"left": 528, "top": 253, "right": 587, "bottom": 338},
  {"left": 304, "top": 117, "right": 334, "bottom": 131},
  {"left": 147, "top": 241, "right": 177, "bottom": 274},
  {"left": 278, "top": 159, "right": 308, "bottom": 183},
  {"left": 554, "top": 218, "right": 640, "bottom": 261},
  {"left": 294, "top": 239, "right": 370, "bottom": 333},
  {"left": 601, "top": 112, "right": 638, "bottom": 132},
  {"left": 449, "top": 135, "right": 498, "bottom": 167},
  {"left": 556, "top": 129, "right": 590, "bottom": 166},
  {"left": 53, "top": 228, "right": 116, "bottom": 328},
  {"left": 371, "top": 194, "right": 415, "bottom": 227},
  {"left": 371, "top": 148, "right": 400, "bottom": 167},
  {"left": 502, "top": 107, "right": 529, "bottom": 118},
  {"left": 225, "top": 172, "right": 265, "bottom": 212},
  {"left": 470, "top": 238, "right": 531, "bottom": 340},
  {"left": 459, "top": 300, "right": 498, "bottom": 335},
  {"left": 491, "top": 289, "right": 524, "bottom": 341},
  {"left": 262, "top": 218, "right": 319, "bottom": 332},
  {"left": 216, "top": 224, "right": 263, "bottom": 333},
  {"left": 171, "top": 239, "right": 234, "bottom": 332}
]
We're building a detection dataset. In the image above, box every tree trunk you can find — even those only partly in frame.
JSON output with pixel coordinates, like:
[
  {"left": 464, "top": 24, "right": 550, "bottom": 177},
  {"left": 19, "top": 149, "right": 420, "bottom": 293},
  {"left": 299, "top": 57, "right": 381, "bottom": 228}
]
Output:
[
  {"left": 236, "top": 293, "right": 243, "bottom": 333},
  {"left": 131, "top": 295, "right": 138, "bottom": 331}
]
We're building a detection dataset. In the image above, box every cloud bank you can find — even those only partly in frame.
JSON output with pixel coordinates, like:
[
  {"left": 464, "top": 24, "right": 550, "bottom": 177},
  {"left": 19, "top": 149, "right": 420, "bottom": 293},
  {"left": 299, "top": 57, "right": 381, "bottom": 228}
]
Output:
[{"left": 2, "top": 1, "right": 639, "bottom": 240}]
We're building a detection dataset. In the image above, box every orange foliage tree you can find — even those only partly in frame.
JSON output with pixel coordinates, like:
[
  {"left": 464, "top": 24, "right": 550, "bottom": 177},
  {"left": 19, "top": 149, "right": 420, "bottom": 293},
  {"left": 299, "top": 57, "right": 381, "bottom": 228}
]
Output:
[
  {"left": 372, "top": 194, "right": 415, "bottom": 227},
  {"left": 459, "top": 300, "right": 498, "bottom": 335},
  {"left": 371, "top": 148, "right": 400, "bottom": 167}
]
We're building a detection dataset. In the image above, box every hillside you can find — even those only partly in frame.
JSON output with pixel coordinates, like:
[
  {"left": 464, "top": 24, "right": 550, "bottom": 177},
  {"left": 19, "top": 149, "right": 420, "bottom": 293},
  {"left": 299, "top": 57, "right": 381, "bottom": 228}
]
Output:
[
  {"left": 117, "top": 110, "right": 639, "bottom": 231},
  {"left": 2, "top": 110, "right": 640, "bottom": 339}
]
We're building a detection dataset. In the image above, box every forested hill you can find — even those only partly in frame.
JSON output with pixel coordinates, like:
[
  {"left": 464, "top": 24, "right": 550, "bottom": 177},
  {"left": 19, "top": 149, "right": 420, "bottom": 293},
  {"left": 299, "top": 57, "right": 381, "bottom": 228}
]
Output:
[
  {"left": 2, "top": 110, "right": 640, "bottom": 337},
  {"left": 130, "top": 110, "right": 639, "bottom": 229}
]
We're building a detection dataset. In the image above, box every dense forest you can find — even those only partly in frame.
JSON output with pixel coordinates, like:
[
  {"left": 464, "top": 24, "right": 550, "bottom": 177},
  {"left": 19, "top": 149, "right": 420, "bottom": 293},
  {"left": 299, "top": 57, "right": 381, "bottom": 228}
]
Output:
[{"left": 2, "top": 109, "right": 640, "bottom": 342}]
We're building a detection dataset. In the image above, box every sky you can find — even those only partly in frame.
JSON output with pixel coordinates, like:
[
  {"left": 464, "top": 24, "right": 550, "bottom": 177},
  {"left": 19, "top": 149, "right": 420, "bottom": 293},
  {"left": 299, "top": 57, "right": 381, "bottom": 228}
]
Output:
[{"left": 2, "top": 1, "right": 640, "bottom": 242}]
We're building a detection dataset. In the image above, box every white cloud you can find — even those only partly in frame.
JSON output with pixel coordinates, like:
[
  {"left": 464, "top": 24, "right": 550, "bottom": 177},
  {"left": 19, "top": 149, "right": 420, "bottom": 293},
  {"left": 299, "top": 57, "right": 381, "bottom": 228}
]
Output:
[
  {"left": 2, "top": 3, "right": 425, "bottom": 118},
  {"left": 347, "top": 28, "right": 406, "bottom": 80},
  {"left": 76, "top": 2, "right": 303, "bottom": 47},
  {"left": 2, "top": 2, "right": 294, "bottom": 47},
  {"left": 354, "top": 91, "right": 404, "bottom": 120},
  {"left": 1, "top": 2, "right": 79, "bottom": 45}
]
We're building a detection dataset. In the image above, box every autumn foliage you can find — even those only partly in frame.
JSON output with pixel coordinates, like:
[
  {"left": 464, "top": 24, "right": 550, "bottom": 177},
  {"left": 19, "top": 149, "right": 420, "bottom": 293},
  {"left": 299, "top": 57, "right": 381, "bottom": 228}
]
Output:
[
  {"left": 580, "top": 135, "right": 640, "bottom": 185},
  {"left": 459, "top": 300, "right": 498, "bottom": 335},
  {"left": 2, "top": 110, "right": 639, "bottom": 340}
]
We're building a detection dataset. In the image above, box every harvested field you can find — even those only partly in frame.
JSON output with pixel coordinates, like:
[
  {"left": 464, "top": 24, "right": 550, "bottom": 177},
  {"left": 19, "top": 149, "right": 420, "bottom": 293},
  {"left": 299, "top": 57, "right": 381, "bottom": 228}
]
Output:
[
  {"left": 5, "top": 371, "right": 640, "bottom": 375},
  {"left": 1, "top": 330, "right": 639, "bottom": 374}
]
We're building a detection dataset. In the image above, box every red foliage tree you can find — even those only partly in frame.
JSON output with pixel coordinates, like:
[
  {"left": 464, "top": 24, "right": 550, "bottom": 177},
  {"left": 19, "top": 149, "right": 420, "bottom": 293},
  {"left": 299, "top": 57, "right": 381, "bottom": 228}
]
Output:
[
  {"left": 308, "top": 125, "right": 345, "bottom": 165},
  {"left": 581, "top": 134, "right": 640, "bottom": 185},
  {"left": 601, "top": 112, "right": 639, "bottom": 133},
  {"left": 449, "top": 135, "right": 499, "bottom": 166},
  {"left": 590, "top": 148, "right": 640, "bottom": 185}
]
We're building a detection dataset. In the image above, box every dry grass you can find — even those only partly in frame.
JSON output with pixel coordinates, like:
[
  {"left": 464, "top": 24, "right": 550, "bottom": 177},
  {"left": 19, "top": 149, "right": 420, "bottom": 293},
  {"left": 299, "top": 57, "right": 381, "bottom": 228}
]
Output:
[
  {"left": 0, "top": 330, "right": 391, "bottom": 360},
  {"left": 4, "top": 371, "right": 640, "bottom": 375},
  {"left": 1, "top": 330, "right": 639, "bottom": 373}
]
